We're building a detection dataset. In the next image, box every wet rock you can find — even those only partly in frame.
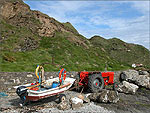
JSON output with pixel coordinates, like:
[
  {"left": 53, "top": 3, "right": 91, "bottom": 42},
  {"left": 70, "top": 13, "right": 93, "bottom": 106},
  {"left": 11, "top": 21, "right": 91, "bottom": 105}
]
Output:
[
  {"left": 70, "top": 97, "right": 83, "bottom": 109},
  {"left": 123, "top": 70, "right": 150, "bottom": 89},
  {"left": 117, "top": 81, "right": 139, "bottom": 94},
  {"left": 89, "top": 90, "right": 119, "bottom": 103},
  {"left": 57, "top": 101, "right": 70, "bottom": 111}
]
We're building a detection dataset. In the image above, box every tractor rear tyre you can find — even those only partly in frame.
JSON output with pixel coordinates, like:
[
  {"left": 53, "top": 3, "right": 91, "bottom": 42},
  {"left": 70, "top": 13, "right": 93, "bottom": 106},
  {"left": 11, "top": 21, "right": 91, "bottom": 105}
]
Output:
[{"left": 88, "top": 74, "right": 104, "bottom": 93}]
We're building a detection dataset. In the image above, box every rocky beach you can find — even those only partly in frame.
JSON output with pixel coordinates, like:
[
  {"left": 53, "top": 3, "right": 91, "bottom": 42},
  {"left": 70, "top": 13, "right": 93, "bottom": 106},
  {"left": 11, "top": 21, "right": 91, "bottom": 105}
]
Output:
[{"left": 0, "top": 70, "right": 150, "bottom": 113}]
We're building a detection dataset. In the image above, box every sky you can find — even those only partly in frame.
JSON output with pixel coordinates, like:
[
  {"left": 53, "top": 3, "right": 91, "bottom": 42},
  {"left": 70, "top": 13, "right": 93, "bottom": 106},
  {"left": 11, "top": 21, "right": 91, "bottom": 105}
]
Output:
[{"left": 24, "top": 0, "right": 150, "bottom": 49}]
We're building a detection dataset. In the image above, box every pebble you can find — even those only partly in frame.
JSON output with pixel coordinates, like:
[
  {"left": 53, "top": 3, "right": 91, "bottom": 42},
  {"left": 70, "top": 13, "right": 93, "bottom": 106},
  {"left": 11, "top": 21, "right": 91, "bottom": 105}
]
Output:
[{"left": 27, "top": 74, "right": 33, "bottom": 77}]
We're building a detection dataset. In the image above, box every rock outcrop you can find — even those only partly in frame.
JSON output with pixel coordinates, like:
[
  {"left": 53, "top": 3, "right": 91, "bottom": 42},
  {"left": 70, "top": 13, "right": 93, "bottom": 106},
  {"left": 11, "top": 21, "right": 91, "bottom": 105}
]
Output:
[
  {"left": 139, "top": 71, "right": 149, "bottom": 75},
  {"left": 33, "top": 10, "right": 71, "bottom": 37},
  {"left": 0, "top": 1, "right": 89, "bottom": 49},
  {"left": 89, "top": 90, "right": 119, "bottom": 103},
  {"left": 0, "top": 2, "right": 30, "bottom": 19},
  {"left": 117, "top": 81, "right": 139, "bottom": 94},
  {"left": 0, "top": 1, "right": 40, "bottom": 33},
  {"left": 0, "top": 1, "right": 79, "bottom": 37},
  {"left": 122, "top": 70, "right": 150, "bottom": 89},
  {"left": 18, "top": 37, "right": 38, "bottom": 51}
]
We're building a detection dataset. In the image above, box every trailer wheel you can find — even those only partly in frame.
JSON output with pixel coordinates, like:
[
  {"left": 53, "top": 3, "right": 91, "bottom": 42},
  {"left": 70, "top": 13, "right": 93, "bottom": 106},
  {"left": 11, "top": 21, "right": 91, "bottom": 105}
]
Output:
[
  {"left": 59, "top": 94, "right": 66, "bottom": 103},
  {"left": 88, "top": 74, "right": 104, "bottom": 93}
]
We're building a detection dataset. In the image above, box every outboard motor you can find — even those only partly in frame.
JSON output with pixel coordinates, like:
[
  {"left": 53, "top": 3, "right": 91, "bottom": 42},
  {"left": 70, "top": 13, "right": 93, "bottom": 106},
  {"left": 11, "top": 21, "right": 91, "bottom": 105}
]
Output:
[{"left": 16, "top": 86, "right": 28, "bottom": 106}]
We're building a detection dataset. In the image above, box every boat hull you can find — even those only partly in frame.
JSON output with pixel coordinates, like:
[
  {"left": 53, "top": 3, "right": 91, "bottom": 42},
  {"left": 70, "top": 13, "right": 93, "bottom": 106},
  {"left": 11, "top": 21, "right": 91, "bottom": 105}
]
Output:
[
  {"left": 26, "top": 91, "right": 64, "bottom": 101},
  {"left": 14, "top": 77, "right": 75, "bottom": 101}
]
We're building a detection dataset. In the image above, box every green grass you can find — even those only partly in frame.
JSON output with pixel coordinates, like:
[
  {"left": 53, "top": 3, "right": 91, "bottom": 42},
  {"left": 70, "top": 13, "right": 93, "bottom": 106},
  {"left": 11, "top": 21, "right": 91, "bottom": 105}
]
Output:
[
  {"left": 62, "top": 22, "right": 78, "bottom": 34},
  {"left": 90, "top": 36, "right": 150, "bottom": 69},
  {"left": 0, "top": 18, "right": 147, "bottom": 72},
  {"left": 0, "top": 29, "right": 129, "bottom": 72},
  {"left": 135, "top": 102, "right": 150, "bottom": 107}
]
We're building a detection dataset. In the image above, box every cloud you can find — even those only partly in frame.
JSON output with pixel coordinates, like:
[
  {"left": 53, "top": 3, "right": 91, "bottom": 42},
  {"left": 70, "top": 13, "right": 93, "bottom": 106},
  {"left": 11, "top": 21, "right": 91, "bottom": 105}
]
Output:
[
  {"left": 24, "top": 1, "right": 150, "bottom": 49},
  {"left": 83, "top": 14, "right": 149, "bottom": 47},
  {"left": 132, "top": 1, "right": 149, "bottom": 14}
]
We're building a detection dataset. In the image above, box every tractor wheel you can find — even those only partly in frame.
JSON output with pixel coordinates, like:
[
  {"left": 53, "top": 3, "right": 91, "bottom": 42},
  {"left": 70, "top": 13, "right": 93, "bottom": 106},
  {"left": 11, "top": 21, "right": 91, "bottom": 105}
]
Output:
[
  {"left": 88, "top": 74, "right": 104, "bottom": 93},
  {"left": 113, "top": 82, "right": 119, "bottom": 91},
  {"left": 120, "top": 72, "right": 127, "bottom": 82},
  {"left": 75, "top": 74, "right": 82, "bottom": 92}
]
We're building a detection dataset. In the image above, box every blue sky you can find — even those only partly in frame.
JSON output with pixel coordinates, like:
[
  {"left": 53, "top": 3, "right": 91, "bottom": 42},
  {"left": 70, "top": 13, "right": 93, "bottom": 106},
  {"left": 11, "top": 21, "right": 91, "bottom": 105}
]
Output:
[{"left": 24, "top": 0, "right": 150, "bottom": 49}]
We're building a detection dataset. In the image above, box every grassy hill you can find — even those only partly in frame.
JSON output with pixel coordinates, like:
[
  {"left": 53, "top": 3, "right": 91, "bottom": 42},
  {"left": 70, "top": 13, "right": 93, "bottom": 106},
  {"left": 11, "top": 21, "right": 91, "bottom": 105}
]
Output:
[
  {"left": 62, "top": 22, "right": 79, "bottom": 34},
  {"left": 0, "top": 0, "right": 149, "bottom": 72},
  {"left": 90, "top": 36, "right": 150, "bottom": 69}
]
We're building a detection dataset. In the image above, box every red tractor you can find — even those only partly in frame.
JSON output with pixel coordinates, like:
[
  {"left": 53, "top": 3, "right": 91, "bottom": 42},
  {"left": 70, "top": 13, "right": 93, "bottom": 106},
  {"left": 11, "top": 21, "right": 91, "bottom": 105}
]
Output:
[{"left": 75, "top": 71, "right": 118, "bottom": 93}]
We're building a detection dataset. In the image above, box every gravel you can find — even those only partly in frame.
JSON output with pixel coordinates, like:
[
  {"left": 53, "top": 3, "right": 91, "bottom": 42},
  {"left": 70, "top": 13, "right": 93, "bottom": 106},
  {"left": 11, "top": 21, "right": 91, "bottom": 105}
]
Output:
[
  {"left": 39, "top": 102, "right": 115, "bottom": 113},
  {"left": 0, "top": 96, "right": 115, "bottom": 113}
]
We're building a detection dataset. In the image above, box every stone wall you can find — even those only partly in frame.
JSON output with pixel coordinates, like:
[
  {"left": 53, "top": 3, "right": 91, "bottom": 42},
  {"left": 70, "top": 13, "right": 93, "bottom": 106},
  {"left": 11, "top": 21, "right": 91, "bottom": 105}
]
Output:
[{"left": 0, "top": 72, "right": 78, "bottom": 93}]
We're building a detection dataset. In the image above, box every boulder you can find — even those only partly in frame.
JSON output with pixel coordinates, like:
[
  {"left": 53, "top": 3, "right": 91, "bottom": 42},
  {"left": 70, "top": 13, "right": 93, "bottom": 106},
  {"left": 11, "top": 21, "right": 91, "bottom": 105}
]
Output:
[
  {"left": 88, "top": 93, "right": 99, "bottom": 102},
  {"left": 70, "top": 97, "right": 83, "bottom": 109},
  {"left": 136, "top": 75, "right": 150, "bottom": 88},
  {"left": 83, "top": 93, "right": 91, "bottom": 103},
  {"left": 98, "top": 90, "right": 119, "bottom": 103},
  {"left": 85, "top": 93, "right": 91, "bottom": 98},
  {"left": 70, "top": 75, "right": 74, "bottom": 78},
  {"left": 138, "top": 71, "right": 149, "bottom": 75},
  {"left": 117, "top": 81, "right": 139, "bottom": 94},
  {"left": 123, "top": 70, "right": 150, "bottom": 89},
  {"left": 83, "top": 97, "right": 90, "bottom": 103},
  {"left": 78, "top": 94, "right": 84, "bottom": 100},
  {"left": 27, "top": 74, "right": 33, "bottom": 77},
  {"left": 123, "top": 70, "right": 139, "bottom": 81},
  {"left": 16, "top": 78, "right": 20, "bottom": 84},
  {"left": 57, "top": 101, "right": 70, "bottom": 111},
  {"left": 88, "top": 90, "right": 119, "bottom": 103}
]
